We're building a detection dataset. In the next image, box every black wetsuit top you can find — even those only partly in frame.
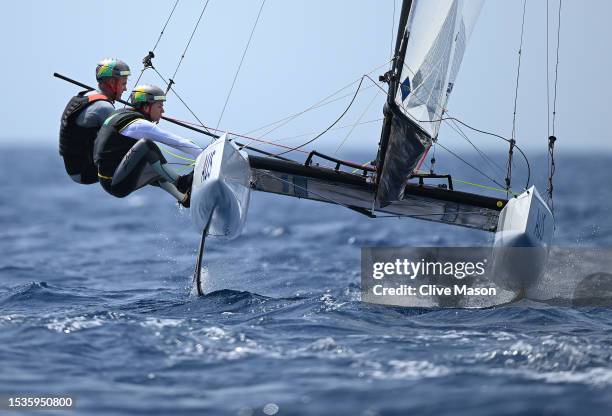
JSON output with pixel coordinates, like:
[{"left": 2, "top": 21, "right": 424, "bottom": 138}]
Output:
[{"left": 94, "top": 109, "right": 145, "bottom": 179}]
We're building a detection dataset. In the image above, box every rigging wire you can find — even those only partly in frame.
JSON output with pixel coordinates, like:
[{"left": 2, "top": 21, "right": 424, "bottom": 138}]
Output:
[
  {"left": 427, "top": 117, "right": 511, "bottom": 145},
  {"left": 365, "top": 70, "right": 532, "bottom": 191},
  {"left": 154, "top": 17, "right": 387, "bottom": 162},
  {"left": 127, "top": 5, "right": 385, "bottom": 167},
  {"left": 129, "top": 0, "right": 181, "bottom": 102},
  {"left": 226, "top": 62, "right": 391, "bottom": 163},
  {"left": 170, "top": 115, "right": 382, "bottom": 151},
  {"left": 364, "top": 73, "right": 513, "bottom": 180},
  {"left": 132, "top": 2, "right": 531, "bottom": 201},
  {"left": 251, "top": 85, "right": 378, "bottom": 144},
  {"left": 131, "top": 2, "right": 531, "bottom": 198},
  {"left": 167, "top": 0, "right": 211, "bottom": 92},
  {"left": 334, "top": 89, "right": 382, "bottom": 156},
  {"left": 168, "top": 108, "right": 530, "bottom": 196},
  {"left": 507, "top": 0, "right": 528, "bottom": 197},
  {"left": 452, "top": 179, "right": 511, "bottom": 194},
  {"left": 364, "top": 72, "right": 529, "bottom": 190},
  {"left": 552, "top": 0, "right": 562, "bottom": 137},
  {"left": 268, "top": 76, "right": 366, "bottom": 157},
  {"left": 511, "top": 0, "right": 527, "bottom": 143},
  {"left": 546, "top": 0, "right": 551, "bottom": 137},
  {"left": 390, "top": 0, "right": 396, "bottom": 61},
  {"left": 165, "top": 117, "right": 311, "bottom": 154},
  {"left": 129, "top": 0, "right": 213, "bottom": 136},
  {"left": 547, "top": 0, "right": 562, "bottom": 211},
  {"left": 121, "top": 1, "right": 528, "bottom": 202},
  {"left": 416, "top": 115, "right": 531, "bottom": 190},
  {"left": 274, "top": 119, "right": 382, "bottom": 143},
  {"left": 216, "top": 0, "right": 267, "bottom": 130},
  {"left": 152, "top": 0, "right": 181, "bottom": 53},
  {"left": 151, "top": 67, "right": 212, "bottom": 136},
  {"left": 245, "top": 84, "right": 373, "bottom": 136},
  {"left": 447, "top": 118, "right": 507, "bottom": 178},
  {"left": 436, "top": 142, "right": 510, "bottom": 192},
  {"left": 546, "top": 0, "right": 552, "bottom": 208},
  {"left": 243, "top": 60, "right": 391, "bottom": 139}
]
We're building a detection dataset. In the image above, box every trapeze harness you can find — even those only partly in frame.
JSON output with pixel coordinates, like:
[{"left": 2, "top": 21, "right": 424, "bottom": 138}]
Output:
[{"left": 59, "top": 91, "right": 113, "bottom": 184}]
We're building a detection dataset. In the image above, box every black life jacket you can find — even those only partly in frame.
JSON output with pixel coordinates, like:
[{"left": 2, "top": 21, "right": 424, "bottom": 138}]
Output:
[
  {"left": 94, "top": 109, "right": 145, "bottom": 179},
  {"left": 59, "top": 90, "right": 113, "bottom": 184}
]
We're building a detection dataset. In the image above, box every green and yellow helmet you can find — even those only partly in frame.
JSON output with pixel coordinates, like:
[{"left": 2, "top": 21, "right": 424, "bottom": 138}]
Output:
[
  {"left": 130, "top": 85, "right": 167, "bottom": 108},
  {"left": 95, "top": 58, "right": 131, "bottom": 81}
]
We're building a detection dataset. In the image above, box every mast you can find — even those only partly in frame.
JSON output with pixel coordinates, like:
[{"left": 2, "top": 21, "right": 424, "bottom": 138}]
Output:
[
  {"left": 387, "top": 0, "right": 413, "bottom": 107},
  {"left": 375, "top": 0, "right": 414, "bottom": 194},
  {"left": 373, "top": 0, "right": 484, "bottom": 207},
  {"left": 374, "top": 0, "right": 431, "bottom": 208}
]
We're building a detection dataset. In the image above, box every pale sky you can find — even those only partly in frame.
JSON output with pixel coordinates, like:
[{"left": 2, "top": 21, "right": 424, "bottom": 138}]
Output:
[{"left": 1, "top": 0, "right": 609, "bottom": 159}]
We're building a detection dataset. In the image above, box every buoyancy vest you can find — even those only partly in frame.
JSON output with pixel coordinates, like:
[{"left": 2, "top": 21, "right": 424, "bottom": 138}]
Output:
[
  {"left": 59, "top": 90, "right": 112, "bottom": 184},
  {"left": 94, "top": 109, "right": 145, "bottom": 179}
]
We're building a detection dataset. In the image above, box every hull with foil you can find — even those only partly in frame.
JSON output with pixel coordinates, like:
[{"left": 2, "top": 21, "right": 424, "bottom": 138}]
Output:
[{"left": 191, "top": 135, "right": 251, "bottom": 239}]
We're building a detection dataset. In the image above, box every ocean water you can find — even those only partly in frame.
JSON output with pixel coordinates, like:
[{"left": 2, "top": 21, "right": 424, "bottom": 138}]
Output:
[{"left": 1, "top": 146, "right": 612, "bottom": 415}]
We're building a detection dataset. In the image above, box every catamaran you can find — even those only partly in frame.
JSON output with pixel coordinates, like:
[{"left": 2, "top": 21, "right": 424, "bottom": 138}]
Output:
[
  {"left": 190, "top": 0, "right": 556, "bottom": 298},
  {"left": 55, "top": 0, "right": 559, "bottom": 301}
]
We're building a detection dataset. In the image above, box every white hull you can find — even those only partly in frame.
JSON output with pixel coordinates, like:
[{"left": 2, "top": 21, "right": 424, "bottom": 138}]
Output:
[
  {"left": 190, "top": 134, "right": 251, "bottom": 239},
  {"left": 492, "top": 186, "right": 554, "bottom": 293}
]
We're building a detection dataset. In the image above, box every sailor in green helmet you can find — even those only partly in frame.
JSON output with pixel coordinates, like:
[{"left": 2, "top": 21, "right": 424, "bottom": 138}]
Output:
[
  {"left": 94, "top": 84, "right": 201, "bottom": 207},
  {"left": 59, "top": 58, "right": 131, "bottom": 184}
]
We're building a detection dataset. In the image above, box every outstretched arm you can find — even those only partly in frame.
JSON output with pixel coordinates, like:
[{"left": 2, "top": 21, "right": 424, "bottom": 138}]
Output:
[{"left": 122, "top": 120, "right": 203, "bottom": 158}]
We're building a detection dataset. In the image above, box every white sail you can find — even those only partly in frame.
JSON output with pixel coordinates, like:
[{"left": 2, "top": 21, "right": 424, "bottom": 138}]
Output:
[{"left": 396, "top": 0, "right": 483, "bottom": 138}]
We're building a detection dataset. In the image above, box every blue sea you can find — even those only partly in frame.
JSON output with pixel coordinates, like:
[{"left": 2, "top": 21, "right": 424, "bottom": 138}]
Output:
[{"left": 1, "top": 146, "right": 612, "bottom": 415}]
